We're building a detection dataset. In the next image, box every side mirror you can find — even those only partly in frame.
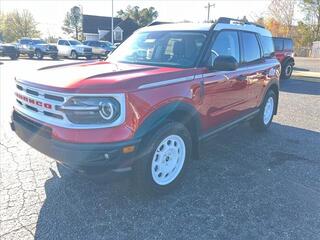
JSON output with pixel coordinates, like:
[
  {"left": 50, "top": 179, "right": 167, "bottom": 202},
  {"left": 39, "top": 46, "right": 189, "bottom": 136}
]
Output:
[{"left": 211, "top": 56, "right": 238, "bottom": 71}]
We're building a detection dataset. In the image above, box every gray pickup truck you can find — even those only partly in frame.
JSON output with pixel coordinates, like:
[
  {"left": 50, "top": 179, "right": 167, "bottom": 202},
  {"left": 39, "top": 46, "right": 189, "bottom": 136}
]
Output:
[{"left": 17, "top": 38, "right": 58, "bottom": 60}]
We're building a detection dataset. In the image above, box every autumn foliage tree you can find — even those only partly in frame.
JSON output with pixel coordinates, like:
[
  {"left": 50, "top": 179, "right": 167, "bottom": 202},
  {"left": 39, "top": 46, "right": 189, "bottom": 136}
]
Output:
[{"left": 0, "top": 9, "right": 40, "bottom": 42}]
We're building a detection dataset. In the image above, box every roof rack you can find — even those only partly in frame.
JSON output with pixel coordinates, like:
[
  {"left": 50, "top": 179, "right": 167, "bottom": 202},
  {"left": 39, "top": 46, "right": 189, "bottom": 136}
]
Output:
[{"left": 217, "top": 17, "right": 265, "bottom": 29}]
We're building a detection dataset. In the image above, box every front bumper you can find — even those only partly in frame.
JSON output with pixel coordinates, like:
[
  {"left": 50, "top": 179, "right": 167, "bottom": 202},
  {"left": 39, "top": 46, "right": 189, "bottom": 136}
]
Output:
[
  {"left": 43, "top": 50, "right": 58, "bottom": 55},
  {"left": 77, "top": 51, "right": 93, "bottom": 57},
  {"left": 11, "top": 111, "right": 141, "bottom": 173}
]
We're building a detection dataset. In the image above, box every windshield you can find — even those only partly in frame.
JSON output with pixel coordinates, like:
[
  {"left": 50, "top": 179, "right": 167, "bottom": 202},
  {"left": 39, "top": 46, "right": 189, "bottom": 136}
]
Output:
[
  {"left": 32, "top": 39, "right": 46, "bottom": 44},
  {"left": 108, "top": 31, "right": 207, "bottom": 68},
  {"left": 69, "top": 40, "right": 82, "bottom": 45}
]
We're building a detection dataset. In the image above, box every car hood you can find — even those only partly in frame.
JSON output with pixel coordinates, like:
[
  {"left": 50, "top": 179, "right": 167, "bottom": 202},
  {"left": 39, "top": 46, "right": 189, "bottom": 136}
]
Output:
[
  {"left": 16, "top": 61, "right": 199, "bottom": 93},
  {"left": 75, "top": 44, "right": 90, "bottom": 48}
]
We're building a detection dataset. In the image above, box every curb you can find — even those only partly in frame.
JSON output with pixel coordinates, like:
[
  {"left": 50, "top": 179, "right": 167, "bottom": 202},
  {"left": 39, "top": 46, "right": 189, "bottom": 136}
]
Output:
[{"left": 291, "top": 71, "right": 320, "bottom": 83}]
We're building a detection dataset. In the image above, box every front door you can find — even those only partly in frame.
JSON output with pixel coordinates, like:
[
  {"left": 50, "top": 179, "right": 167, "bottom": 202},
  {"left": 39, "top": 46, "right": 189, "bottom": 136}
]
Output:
[{"left": 201, "top": 30, "right": 250, "bottom": 129}]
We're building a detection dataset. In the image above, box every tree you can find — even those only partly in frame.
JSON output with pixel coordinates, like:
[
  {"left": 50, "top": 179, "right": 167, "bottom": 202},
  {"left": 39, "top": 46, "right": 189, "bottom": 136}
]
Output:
[
  {"left": 300, "top": 0, "right": 320, "bottom": 42},
  {"left": 0, "top": 10, "right": 40, "bottom": 42},
  {"left": 117, "top": 5, "right": 158, "bottom": 27},
  {"left": 62, "top": 6, "right": 82, "bottom": 40},
  {"left": 268, "top": 0, "right": 296, "bottom": 36}
]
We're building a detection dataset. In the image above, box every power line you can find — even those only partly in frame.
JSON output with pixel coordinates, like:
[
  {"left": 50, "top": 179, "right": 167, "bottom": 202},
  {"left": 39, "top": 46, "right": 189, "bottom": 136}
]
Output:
[{"left": 204, "top": 2, "right": 215, "bottom": 22}]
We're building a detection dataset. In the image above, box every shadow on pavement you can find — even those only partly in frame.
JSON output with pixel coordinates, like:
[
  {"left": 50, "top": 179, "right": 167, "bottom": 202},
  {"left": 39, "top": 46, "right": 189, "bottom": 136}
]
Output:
[
  {"left": 34, "top": 122, "right": 320, "bottom": 240},
  {"left": 280, "top": 79, "right": 320, "bottom": 95}
]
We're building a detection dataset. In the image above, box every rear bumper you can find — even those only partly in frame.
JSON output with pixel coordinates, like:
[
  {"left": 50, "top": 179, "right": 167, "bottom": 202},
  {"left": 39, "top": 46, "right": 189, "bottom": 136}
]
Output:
[{"left": 11, "top": 111, "right": 141, "bottom": 173}]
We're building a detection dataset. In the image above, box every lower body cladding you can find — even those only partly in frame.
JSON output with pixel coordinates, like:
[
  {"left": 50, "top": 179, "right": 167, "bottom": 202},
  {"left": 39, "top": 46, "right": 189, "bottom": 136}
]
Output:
[{"left": 10, "top": 111, "right": 141, "bottom": 174}]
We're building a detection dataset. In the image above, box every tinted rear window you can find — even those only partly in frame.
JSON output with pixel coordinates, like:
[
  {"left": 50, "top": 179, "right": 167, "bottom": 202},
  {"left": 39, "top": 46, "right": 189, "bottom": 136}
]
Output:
[
  {"left": 242, "top": 32, "right": 261, "bottom": 63},
  {"left": 260, "top": 36, "right": 274, "bottom": 58},
  {"left": 273, "top": 38, "right": 283, "bottom": 51},
  {"left": 284, "top": 39, "right": 293, "bottom": 50}
]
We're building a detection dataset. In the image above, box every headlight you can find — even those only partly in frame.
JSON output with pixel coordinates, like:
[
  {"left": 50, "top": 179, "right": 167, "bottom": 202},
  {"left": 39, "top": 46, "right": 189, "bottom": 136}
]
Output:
[{"left": 58, "top": 97, "right": 121, "bottom": 124}]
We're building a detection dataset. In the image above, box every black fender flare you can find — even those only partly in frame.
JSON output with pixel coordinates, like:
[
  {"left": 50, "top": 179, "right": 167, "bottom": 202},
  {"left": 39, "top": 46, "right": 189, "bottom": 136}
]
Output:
[
  {"left": 134, "top": 101, "right": 202, "bottom": 141},
  {"left": 282, "top": 56, "right": 295, "bottom": 67}
]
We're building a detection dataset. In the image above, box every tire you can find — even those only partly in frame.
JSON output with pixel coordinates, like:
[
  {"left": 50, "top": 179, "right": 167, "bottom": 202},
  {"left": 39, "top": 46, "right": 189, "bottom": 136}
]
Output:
[
  {"left": 35, "top": 50, "right": 44, "bottom": 60},
  {"left": 70, "top": 50, "right": 78, "bottom": 59},
  {"left": 86, "top": 55, "right": 92, "bottom": 60},
  {"left": 251, "top": 90, "right": 276, "bottom": 131},
  {"left": 133, "top": 122, "right": 192, "bottom": 195},
  {"left": 50, "top": 54, "right": 58, "bottom": 60},
  {"left": 9, "top": 53, "right": 19, "bottom": 60},
  {"left": 282, "top": 62, "right": 294, "bottom": 79},
  {"left": 28, "top": 53, "right": 34, "bottom": 59}
]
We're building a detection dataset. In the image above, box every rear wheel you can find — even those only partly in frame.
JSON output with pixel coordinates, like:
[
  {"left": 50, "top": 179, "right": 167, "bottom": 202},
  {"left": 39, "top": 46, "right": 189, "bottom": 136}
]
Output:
[
  {"left": 28, "top": 53, "right": 34, "bottom": 59},
  {"left": 133, "top": 122, "right": 192, "bottom": 195},
  {"left": 251, "top": 90, "right": 276, "bottom": 131},
  {"left": 282, "top": 62, "right": 294, "bottom": 79}
]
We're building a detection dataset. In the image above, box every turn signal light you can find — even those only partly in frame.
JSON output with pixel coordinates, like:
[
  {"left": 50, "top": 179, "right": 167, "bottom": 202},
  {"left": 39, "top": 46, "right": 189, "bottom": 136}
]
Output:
[{"left": 122, "top": 145, "right": 135, "bottom": 154}]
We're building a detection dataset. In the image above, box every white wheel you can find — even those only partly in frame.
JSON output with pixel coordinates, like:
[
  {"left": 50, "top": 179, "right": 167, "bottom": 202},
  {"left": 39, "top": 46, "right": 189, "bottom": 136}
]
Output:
[
  {"left": 151, "top": 135, "right": 186, "bottom": 186},
  {"left": 263, "top": 96, "right": 274, "bottom": 125}
]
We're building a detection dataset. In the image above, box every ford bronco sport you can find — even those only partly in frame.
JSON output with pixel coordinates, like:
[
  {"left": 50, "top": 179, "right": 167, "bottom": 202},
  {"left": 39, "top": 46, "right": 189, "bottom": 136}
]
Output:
[
  {"left": 11, "top": 18, "right": 280, "bottom": 194},
  {"left": 273, "top": 37, "right": 295, "bottom": 79}
]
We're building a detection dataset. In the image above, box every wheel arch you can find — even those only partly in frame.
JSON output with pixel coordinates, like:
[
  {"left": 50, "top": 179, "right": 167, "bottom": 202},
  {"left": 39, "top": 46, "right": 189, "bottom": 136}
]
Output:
[
  {"left": 282, "top": 56, "right": 295, "bottom": 66},
  {"left": 134, "top": 101, "right": 202, "bottom": 158}
]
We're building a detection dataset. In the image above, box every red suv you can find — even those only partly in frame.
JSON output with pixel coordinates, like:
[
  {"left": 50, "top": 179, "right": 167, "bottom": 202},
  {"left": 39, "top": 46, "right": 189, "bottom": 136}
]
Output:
[
  {"left": 273, "top": 37, "right": 295, "bottom": 79},
  {"left": 11, "top": 18, "right": 280, "bottom": 194}
]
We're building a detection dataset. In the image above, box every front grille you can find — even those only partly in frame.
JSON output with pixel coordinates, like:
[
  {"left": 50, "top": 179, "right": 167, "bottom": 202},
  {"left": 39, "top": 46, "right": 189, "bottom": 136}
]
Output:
[
  {"left": 84, "top": 48, "right": 92, "bottom": 53},
  {"left": 48, "top": 45, "right": 57, "bottom": 51},
  {"left": 15, "top": 83, "right": 66, "bottom": 122}
]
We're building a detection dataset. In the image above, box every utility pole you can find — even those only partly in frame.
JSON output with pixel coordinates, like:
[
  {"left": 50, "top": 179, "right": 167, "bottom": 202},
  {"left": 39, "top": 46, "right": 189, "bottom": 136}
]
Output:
[
  {"left": 205, "top": 2, "right": 215, "bottom": 22},
  {"left": 111, "top": 0, "right": 114, "bottom": 44}
]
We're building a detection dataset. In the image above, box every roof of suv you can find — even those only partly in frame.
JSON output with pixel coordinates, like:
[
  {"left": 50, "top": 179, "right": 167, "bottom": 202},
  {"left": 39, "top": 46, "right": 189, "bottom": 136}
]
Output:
[
  {"left": 139, "top": 18, "right": 272, "bottom": 37},
  {"left": 139, "top": 23, "right": 213, "bottom": 32}
]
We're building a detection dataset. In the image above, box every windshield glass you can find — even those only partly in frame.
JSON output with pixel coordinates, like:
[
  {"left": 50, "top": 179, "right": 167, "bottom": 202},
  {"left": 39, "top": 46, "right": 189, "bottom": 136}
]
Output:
[
  {"left": 108, "top": 31, "right": 207, "bottom": 68},
  {"left": 32, "top": 40, "right": 46, "bottom": 44},
  {"left": 69, "top": 40, "right": 82, "bottom": 45}
]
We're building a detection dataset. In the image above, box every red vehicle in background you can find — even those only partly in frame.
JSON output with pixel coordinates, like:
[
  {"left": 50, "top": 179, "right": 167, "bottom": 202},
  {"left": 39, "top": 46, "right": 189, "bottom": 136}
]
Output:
[{"left": 273, "top": 37, "right": 295, "bottom": 79}]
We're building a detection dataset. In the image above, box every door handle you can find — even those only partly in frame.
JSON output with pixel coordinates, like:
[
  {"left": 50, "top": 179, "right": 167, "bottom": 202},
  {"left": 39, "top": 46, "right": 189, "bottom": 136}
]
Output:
[{"left": 236, "top": 75, "right": 247, "bottom": 81}]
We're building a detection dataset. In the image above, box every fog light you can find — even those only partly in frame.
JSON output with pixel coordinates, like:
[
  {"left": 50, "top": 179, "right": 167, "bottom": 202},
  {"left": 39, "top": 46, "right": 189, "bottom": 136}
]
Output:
[
  {"left": 104, "top": 153, "right": 110, "bottom": 159},
  {"left": 122, "top": 146, "right": 135, "bottom": 154}
]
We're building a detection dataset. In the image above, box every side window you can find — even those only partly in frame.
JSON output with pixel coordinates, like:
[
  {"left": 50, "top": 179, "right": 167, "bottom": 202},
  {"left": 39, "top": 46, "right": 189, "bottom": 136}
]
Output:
[
  {"left": 58, "top": 40, "right": 65, "bottom": 45},
  {"left": 274, "top": 39, "right": 283, "bottom": 51},
  {"left": 260, "top": 36, "right": 274, "bottom": 58},
  {"left": 284, "top": 39, "right": 293, "bottom": 50},
  {"left": 210, "top": 30, "right": 240, "bottom": 63},
  {"left": 242, "top": 32, "right": 261, "bottom": 63}
]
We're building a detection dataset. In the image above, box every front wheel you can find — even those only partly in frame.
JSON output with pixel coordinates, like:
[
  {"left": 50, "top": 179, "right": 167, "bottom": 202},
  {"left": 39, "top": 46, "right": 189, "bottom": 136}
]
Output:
[
  {"left": 28, "top": 53, "right": 34, "bottom": 59},
  {"left": 50, "top": 54, "right": 58, "bottom": 60},
  {"left": 251, "top": 90, "right": 276, "bottom": 131},
  {"left": 133, "top": 122, "right": 192, "bottom": 195},
  {"left": 35, "top": 50, "right": 43, "bottom": 60},
  {"left": 70, "top": 51, "right": 78, "bottom": 59}
]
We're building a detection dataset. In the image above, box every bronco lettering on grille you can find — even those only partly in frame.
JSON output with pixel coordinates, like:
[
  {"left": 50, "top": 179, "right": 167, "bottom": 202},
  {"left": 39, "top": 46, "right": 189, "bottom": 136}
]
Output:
[{"left": 15, "top": 93, "right": 52, "bottom": 109}]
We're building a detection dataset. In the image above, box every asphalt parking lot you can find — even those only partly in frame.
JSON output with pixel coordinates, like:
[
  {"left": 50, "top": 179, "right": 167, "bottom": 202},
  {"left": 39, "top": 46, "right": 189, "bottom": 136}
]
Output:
[{"left": 1, "top": 58, "right": 320, "bottom": 240}]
